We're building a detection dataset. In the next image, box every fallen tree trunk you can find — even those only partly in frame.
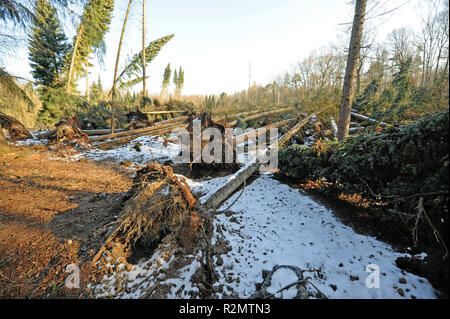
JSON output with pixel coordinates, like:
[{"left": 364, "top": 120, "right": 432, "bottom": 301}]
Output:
[
  {"left": 143, "top": 110, "right": 187, "bottom": 115},
  {"left": 0, "top": 112, "right": 33, "bottom": 141},
  {"left": 234, "top": 118, "right": 296, "bottom": 145},
  {"left": 95, "top": 123, "right": 189, "bottom": 149},
  {"left": 90, "top": 119, "right": 188, "bottom": 143},
  {"left": 227, "top": 107, "right": 295, "bottom": 127},
  {"left": 278, "top": 113, "right": 320, "bottom": 148},
  {"left": 212, "top": 110, "right": 261, "bottom": 123},
  {"left": 204, "top": 111, "right": 317, "bottom": 211},
  {"left": 83, "top": 128, "right": 125, "bottom": 136},
  {"left": 351, "top": 110, "right": 388, "bottom": 127},
  {"left": 91, "top": 109, "right": 294, "bottom": 145},
  {"left": 203, "top": 158, "right": 261, "bottom": 210}
]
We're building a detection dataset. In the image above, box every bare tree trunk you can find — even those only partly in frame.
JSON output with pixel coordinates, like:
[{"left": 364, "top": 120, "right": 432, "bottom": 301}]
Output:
[
  {"left": 110, "top": 0, "right": 133, "bottom": 134},
  {"left": 337, "top": 0, "right": 367, "bottom": 141},
  {"left": 67, "top": 26, "right": 83, "bottom": 94},
  {"left": 85, "top": 59, "right": 89, "bottom": 103},
  {"left": 142, "top": 0, "right": 147, "bottom": 103}
]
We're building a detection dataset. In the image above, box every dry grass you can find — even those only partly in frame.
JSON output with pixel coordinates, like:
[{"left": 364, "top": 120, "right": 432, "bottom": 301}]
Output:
[{"left": 0, "top": 145, "right": 133, "bottom": 298}]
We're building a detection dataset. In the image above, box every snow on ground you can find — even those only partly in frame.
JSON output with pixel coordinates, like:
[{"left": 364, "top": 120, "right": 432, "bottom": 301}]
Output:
[
  {"left": 85, "top": 135, "right": 181, "bottom": 164},
  {"left": 191, "top": 173, "right": 437, "bottom": 299},
  {"left": 16, "top": 132, "right": 437, "bottom": 299},
  {"left": 89, "top": 171, "right": 438, "bottom": 299},
  {"left": 89, "top": 243, "right": 176, "bottom": 299},
  {"left": 13, "top": 137, "right": 49, "bottom": 146}
]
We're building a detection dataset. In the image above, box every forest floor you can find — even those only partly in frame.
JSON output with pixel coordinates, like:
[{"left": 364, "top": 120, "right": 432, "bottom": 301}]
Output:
[{"left": 0, "top": 136, "right": 443, "bottom": 299}]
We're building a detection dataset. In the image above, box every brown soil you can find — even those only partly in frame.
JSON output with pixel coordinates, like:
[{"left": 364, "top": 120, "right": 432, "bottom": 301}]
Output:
[{"left": 0, "top": 144, "right": 133, "bottom": 298}]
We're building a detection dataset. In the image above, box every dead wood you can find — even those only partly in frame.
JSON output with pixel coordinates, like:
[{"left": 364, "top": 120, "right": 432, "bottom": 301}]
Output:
[
  {"left": 186, "top": 112, "right": 239, "bottom": 172},
  {"left": 125, "top": 108, "right": 153, "bottom": 130},
  {"left": 0, "top": 112, "right": 33, "bottom": 141},
  {"left": 278, "top": 112, "right": 321, "bottom": 147},
  {"left": 46, "top": 116, "right": 89, "bottom": 145},
  {"left": 90, "top": 118, "right": 188, "bottom": 143},
  {"left": 227, "top": 107, "right": 295, "bottom": 127},
  {"left": 92, "top": 163, "right": 211, "bottom": 265}
]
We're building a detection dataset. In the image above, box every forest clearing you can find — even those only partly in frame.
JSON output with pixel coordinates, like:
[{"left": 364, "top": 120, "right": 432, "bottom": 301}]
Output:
[{"left": 0, "top": 0, "right": 448, "bottom": 302}]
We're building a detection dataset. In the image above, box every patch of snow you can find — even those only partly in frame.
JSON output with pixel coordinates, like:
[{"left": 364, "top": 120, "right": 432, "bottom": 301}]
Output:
[
  {"left": 209, "top": 174, "right": 437, "bottom": 299},
  {"left": 14, "top": 138, "right": 49, "bottom": 146},
  {"left": 85, "top": 135, "right": 181, "bottom": 164}
]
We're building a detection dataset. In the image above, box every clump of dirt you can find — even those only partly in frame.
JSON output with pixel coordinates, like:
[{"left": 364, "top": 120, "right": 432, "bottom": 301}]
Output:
[
  {"left": 125, "top": 109, "right": 153, "bottom": 130},
  {"left": 0, "top": 112, "right": 33, "bottom": 141},
  {"left": 93, "top": 162, "right": 212, "bottom": 265},
  {"left": 173, "top": 113, "right": 240, "bottom": 179},
  {"left": 48, "top": 116, "right": 89, "bottom": 145}
]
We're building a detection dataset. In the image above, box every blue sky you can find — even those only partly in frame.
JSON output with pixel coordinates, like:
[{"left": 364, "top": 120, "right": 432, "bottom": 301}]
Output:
[{"left": 3, "top": 0, "right": 425, "bottom": 95}]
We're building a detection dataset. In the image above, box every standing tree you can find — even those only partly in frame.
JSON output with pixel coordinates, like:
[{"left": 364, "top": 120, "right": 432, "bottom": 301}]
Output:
[
  {"left": 142, "top": 0, "right": 147, "bottom": 102},
  {"left": 173, "top": 66, "right": 184, "bottom": 100},
  {"left": 28, "top": 0, "right": 68, "bottom": 124},
  {"left": 173, "top": 68, "right": 178, "bottom": 99},
  {"left": 89, "top": 75, "right": 104, "bottom": 103},
  {"left": 160, "top": 63, "right": 171, "bottom": 102},
  {"left": 28, "top": 0, "right": 68, "bottom": 89},
  {"left": 337, "top": 0, "right": 367, "bottom": 140},
  {"left": 110, "top": 0, "right": 133, "bottom": 133},
  {"left": 178, "top": 66, "right": 184, "bottom": 99}
]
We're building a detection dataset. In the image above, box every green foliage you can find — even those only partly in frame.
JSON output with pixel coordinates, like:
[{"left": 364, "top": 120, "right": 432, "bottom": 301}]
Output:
[
  {"left": 352, "top": 79, "right": 379, "bottom": 112},
  {"left": 0, "top": 69, "right": 40, "bottom": 127},
  {"left": 89, "top": 76, "right": 103, "bottom": 103},
  {"left": 66, "top": 0, "right": 114, "bottom": 90},
  {"left": 76, "top": 101, "right": 110, "bottom": 129},
  {"left": 355, "top": 58, "right": 447, "bottom": 124},
  {"left": 37, "top": 88, "right": 82, "bottom": 125},
  {"left": 0, "top": 68, "right": 35, "bottom": 112},
  {"left": 28, "top": 0, "right": 68, "bottom": 88},
  {"left": 162, "top": 63, "right": 171, "bottom": 88},
  {"left": 116, "top": 34, "right": 174, "bottom": 88},
  {"left": 163, "top": 99, "right": 194, "bottom": 112},
  {"left": 0, "top": 0, "right": 35, "bottom": 27},
  {"left": 279, "top": 111, "right": 449, "bottom": 196},
  {"left": 204, "top": 95, "right": 216, "bottom": 114},
  {"left": 277, "top": 139, "right": 339, "bottom": 181},
  {"left": 235, "top": 117, "right": 248, "bottom": 130},
  {"left": 371, "top": 58, "right": 415, "bottom": 122}
]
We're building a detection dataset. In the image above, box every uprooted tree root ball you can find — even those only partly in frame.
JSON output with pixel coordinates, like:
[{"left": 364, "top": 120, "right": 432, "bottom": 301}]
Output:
[
  {"left": 0, "top": 112, "right": 33, "bottom": 141},
  {"left": 178, "top": 112, "right": 240, "bottom": 178},
  {"left": 93, "top": 162, "right": 213, "bottom": 265}
]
